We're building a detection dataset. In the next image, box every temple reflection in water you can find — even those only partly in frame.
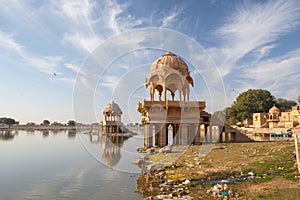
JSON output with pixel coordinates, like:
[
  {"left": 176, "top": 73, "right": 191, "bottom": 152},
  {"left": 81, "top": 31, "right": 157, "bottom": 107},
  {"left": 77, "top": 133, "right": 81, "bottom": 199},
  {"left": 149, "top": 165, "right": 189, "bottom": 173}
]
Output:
[
  {"left": 0, "top": 130, "right": 17, "bottom": 141},
  {"left": 89, "top": 133, "right": 129, "bottom": 168}
]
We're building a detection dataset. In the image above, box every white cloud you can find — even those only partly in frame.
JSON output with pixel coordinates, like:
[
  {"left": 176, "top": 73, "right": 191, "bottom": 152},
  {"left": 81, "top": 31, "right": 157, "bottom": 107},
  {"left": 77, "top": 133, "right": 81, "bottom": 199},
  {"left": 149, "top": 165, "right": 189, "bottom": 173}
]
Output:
[
  {"left": 0, "top": 30, "right": 22, "bottom": 52},
  {"left": 161, "top": 9, "right": 181, "bottom": 28},
  {"left": 211, "top": 0, "right": 300, "bottom": 76},
  {"left": 64, "top": 63, "right": 80, "bottom": 73},
  {"left": 0, "top": 28, "right": 63, "bottom": 75},
  {"left": 58, "top": 0, "right": 94, "bottom": 21},
  {"left": 101, "top": 75, "right": 121, "bottom": 89},
  {"left": 56, "top": 77, "right": 76, "bottom": 87},
  {"left": 54, "top": 0, "right": 145, "bottom": 53},
  {"left": 24, "top": 55, "right": 63, "bottom": 75},
  {"left": 63, "top": 33, "right": 101, "bottom": 53},
  {"left": 232, "top": 48, "right": 300, "bottom": 102}
]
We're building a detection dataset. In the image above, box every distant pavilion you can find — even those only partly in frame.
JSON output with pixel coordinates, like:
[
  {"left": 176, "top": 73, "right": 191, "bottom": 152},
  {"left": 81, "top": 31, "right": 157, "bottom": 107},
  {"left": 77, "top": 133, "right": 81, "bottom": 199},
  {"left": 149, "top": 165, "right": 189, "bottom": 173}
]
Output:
[{"left": 100, "top": 101, "right": 126, "bottom": 134}]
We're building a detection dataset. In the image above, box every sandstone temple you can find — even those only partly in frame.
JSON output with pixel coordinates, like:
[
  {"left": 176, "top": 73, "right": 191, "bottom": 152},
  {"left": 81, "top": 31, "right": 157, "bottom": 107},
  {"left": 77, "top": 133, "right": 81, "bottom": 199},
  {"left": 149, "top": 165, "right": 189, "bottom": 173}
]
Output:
[
  {"left": 137, "top": 52, "right": 212, "bottom": 147},
  {"left": 99, "top": 101, "right": 127, "bottom": 134}
]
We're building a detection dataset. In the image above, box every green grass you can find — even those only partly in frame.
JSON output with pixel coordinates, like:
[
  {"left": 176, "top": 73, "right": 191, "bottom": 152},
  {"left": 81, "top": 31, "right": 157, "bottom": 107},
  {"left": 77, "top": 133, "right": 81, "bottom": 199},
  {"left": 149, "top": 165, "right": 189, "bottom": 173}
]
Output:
[{"left": 137, "top": 141, "right": 300, "bottom": 199}]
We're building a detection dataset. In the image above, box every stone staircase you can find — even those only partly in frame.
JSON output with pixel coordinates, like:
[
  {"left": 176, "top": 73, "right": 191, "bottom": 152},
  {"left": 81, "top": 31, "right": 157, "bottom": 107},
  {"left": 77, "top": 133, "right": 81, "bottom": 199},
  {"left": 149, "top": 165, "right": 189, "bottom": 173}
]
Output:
[
  {"left": 224, "top": 124, "right": 254, "bottom": 142},
  {"left": 236, "top": 128, "right": 255, "bottom": 141}
]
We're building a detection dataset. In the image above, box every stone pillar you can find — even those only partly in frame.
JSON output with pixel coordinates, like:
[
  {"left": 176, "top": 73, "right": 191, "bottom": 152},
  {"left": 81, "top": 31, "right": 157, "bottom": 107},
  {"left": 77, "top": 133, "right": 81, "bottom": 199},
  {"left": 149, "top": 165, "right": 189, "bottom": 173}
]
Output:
[
  {"left": 176, "top": 125, "right": 182, "bottom": 145},
  {"left": 206, "top": 125, "right": 212, "bottom": 143},
  {"left": 179, "top": 91, "right": 182, "bottom": 101},
  {"left": 200, "top": 124, "right": 206, "bottom": 144},
  {"left": 225, "top": 132, "right": 230, "bottom": 142},
  {"left": 211, "top": 126, "right": 220, "bottom": 143},
  {"left": 144, "top": 124, "right": 153, "bottom": 148},
  {"left": 173, "top": 124, "right": 179, "bottom": 145},
  {"left": 194, "top": 124, "right": 201, "bottom": 145},
  {"left": 181, "top": 124, "right": 189, "bottom": 145},
  {"left": 164, "top": 86, "right": 167, "bottom": 102},
  {"left": 155, "top": 124, "right": 159, "bottom": 146},
  {"left": 158, "top": 124, "right": 167, "bottom": 147},
  {"left": 221, "top": 131, "right": 226, "bottom": 142}
]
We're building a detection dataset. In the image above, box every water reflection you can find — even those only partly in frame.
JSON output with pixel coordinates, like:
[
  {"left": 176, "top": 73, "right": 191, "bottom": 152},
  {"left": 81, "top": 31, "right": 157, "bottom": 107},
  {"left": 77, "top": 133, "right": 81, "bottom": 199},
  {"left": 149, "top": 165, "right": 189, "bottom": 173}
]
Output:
[
  {"left": 68, "top": 129, "right": 77, "bottom": 138},
  {"left": 42, "top": 130, "right": 49, "bottom": 137},
  {"left": 89, "top": 134, "right": 129, "bottom": 168},
  {"left": 52, "top": 129, "right": 60, "bottom": 135},
  {"left": 0, "top": 130, "right": 142, "bottom": 200},
  {"left": 0, "top": 130, "right": 16, "bottom": 141},
  {"left": 26, "top": 129, "right": 35, "bottom": 135}
]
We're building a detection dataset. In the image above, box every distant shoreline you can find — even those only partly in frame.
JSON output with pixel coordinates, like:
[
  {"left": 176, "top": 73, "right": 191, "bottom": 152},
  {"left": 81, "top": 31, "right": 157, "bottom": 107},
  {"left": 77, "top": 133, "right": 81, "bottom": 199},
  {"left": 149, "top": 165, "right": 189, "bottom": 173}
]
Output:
[{"left": 0, "top": 125, "right": 90, "bottom": 131}]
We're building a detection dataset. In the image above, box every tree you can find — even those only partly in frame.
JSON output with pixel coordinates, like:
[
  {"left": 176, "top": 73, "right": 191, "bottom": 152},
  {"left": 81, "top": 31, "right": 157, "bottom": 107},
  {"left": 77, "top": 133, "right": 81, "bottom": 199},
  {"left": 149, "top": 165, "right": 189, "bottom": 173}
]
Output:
[
  {"left": 140, "top": 109, "right": 147, "bottom": 125},
  {"left": 232, "top": 89, "right": 275, "bottom": 122},
  {"left": 67, "top": 120, "right": 76, "bottom": 127},
  {"left": 42, "top": 120, "right": 50, "bottom": 126},
  {"left": 27, "top": 122, "right": 36, "bottom": 126},
  {"left": 0, "top": 117, "right": 16, "bottom": 128},
  {"left": 275, "top": 98, "right": 297, "bottom": 111},
  {"left": 298, "top": 95, "right": 300, "bottom": 105},
  {"left": 224, "top": 107, "right": 238, "bottom": 125}
]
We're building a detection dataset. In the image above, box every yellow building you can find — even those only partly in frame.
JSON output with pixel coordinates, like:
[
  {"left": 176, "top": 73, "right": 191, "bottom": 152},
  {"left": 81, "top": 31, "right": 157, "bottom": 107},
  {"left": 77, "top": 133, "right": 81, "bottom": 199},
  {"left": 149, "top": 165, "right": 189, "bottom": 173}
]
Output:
[
  {"left": 253, "top": 105, "right": 300, "bottom": 129},
  {"left": 253, "top": 112, "right": 267, "bottom": 129}
]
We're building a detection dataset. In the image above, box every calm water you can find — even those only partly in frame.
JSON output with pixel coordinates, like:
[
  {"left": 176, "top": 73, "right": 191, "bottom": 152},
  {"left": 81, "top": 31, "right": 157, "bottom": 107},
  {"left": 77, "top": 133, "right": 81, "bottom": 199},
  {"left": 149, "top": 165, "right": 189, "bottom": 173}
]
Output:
[{"left": 0, "top": 129, "right": 143, "bottom": 200}]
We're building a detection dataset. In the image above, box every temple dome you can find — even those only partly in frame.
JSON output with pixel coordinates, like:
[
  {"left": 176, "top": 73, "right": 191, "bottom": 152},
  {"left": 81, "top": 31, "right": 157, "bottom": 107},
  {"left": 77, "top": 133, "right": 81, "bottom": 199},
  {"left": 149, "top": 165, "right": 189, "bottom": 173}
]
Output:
[
  {"left": 150, "top": 52, "right": 190, "bottom": 76},
  {"left": 104, "top": 101, "right": 122, "bottom": 115},
  {"left": 146, "top": 51, "right": 194, "bottom": 101},
  {"left": 269, "top": 105, "right": 280, "bottom": 114}
]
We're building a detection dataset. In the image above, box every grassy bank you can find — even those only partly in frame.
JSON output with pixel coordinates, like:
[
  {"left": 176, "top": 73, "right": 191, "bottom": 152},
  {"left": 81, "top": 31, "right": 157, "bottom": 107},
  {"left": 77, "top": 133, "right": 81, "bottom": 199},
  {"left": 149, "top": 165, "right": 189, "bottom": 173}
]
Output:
[{"left": 137, "top": 141, "right": 300, "bottom": 199}]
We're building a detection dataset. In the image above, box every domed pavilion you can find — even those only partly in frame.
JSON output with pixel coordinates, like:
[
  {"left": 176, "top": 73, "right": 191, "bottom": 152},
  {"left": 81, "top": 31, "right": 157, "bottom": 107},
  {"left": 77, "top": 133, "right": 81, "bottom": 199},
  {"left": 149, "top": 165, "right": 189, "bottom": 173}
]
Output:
[
  {"left": 147, "top": 51, "right": 194, "bottom": 101},
  {"left": 100, "top": 101, "right": 126, "bottom": 134},
  {"left": 138, "top": 52, "right": 211, "bottom": 147}
]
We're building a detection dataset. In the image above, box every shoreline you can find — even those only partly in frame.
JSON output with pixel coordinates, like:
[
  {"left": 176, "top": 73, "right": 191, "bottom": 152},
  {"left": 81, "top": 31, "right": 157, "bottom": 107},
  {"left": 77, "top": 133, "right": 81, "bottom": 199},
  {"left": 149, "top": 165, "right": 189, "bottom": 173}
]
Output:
[
  {"left": 0, "top": 125, "right": 90, "bottom": 131},
  {"left": 135, "top": 141, "right": 300, "bottom": 199}
]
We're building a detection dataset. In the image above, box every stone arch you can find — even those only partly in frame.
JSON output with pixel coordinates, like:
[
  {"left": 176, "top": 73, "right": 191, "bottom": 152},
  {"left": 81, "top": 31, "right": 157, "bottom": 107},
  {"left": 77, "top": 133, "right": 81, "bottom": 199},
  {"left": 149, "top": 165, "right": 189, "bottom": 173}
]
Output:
[
  {"left": 165, "top": 72, "right": 184, "bottom": 101},
  {"left": 154, "top": 84, "right": 163, "bottom": 101}
]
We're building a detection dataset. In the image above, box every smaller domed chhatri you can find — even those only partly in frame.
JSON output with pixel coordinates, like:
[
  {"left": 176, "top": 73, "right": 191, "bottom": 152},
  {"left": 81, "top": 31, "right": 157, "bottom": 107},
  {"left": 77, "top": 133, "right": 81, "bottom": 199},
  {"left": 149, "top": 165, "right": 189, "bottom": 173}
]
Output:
[
  {"left": 100, "top": 101, "right": 126, "bottom": 134},
  {"left": 103, "top": 101, "right": 122, "bottom": 120}
]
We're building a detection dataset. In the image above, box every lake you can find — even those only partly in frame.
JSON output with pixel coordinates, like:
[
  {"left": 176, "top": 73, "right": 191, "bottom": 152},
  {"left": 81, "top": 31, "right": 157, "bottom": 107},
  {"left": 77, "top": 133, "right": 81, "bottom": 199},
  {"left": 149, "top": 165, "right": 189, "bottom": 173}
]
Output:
[{"left": 0, "top": 129, "right": 143, "bottom": 200}]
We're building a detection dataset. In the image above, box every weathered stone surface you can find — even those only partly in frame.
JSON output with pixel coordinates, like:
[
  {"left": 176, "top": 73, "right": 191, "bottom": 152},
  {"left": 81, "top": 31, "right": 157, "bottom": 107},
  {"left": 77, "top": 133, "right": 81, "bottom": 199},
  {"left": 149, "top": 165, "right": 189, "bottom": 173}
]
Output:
[
  {"left": 147, "top": 163, "right": 165, "bottom": 172},
  {"left": 159, "top": 146, "right": 172, "bottom": 153}
]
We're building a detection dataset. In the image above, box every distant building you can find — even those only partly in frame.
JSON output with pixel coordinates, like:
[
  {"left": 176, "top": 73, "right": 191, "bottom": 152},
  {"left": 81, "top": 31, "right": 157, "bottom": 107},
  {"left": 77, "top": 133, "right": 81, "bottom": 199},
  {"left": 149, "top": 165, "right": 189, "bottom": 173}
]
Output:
[
  {"left": 253, "top": 112, "right": 267, "bottom": 129},
  {"left": 253, "top": 105, "right": 300, "bottom": 129},
  {"left": 100, "top": 101, "right": 126, "bottom": 134}
]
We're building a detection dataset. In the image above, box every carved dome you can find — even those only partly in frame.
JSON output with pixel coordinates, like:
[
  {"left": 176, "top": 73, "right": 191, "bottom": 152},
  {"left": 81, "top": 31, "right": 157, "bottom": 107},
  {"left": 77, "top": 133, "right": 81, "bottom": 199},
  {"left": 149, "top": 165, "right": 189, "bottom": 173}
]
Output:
[
  {"left": 269, "top": 105, "right": 280, "bottom": 114},
  {"left": 103, "top": 101, "right": 122, "bottom": 115},
  {"left": 146, "top": 51, "right": 194, "bottom": 101},
  {"left": 150, "top": 52, "right": 189, "bottom": 76}
]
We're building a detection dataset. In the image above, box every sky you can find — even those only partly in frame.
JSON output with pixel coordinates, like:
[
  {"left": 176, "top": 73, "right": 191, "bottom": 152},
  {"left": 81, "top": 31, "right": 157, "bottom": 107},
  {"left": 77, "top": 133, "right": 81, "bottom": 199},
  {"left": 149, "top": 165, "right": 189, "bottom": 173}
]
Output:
[{"left": 0, "top": 0, "right": 300, "bottom": 124}]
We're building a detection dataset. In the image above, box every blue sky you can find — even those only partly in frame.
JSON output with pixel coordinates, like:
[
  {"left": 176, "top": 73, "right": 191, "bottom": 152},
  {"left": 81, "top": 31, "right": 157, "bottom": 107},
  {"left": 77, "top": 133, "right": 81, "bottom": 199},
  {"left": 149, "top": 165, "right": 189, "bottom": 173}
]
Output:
[{"left": 1, "top": 0, "right": 300, "bottom": 124}]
